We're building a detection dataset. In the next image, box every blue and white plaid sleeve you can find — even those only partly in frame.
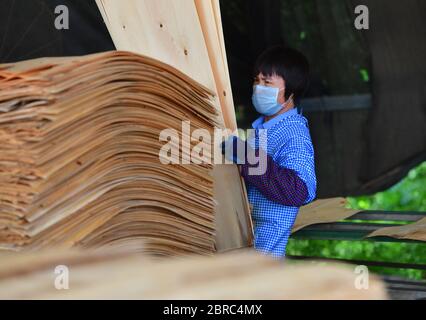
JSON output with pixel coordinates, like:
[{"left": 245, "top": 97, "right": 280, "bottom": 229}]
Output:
[{"left": 273, "top": 132, "right": 317, "bottom": 205}]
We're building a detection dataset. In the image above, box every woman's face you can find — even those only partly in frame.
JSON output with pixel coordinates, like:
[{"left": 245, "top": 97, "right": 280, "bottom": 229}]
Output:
[{"left": 253, "top": 72, "right": 286, "bottom": 105}]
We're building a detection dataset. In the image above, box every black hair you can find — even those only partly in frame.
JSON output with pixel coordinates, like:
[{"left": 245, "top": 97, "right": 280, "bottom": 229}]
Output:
[{"left": 253, "top": 46, "right": 310, "bottom": 100}]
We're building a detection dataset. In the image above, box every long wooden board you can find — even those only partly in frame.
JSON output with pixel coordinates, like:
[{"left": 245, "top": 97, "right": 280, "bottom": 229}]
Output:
[
  {"left": 194, "top": 0, "right": 237, "bottom": 131},
  {"left": 0, "top": 249, "right": 387, "bottom": 299},
  {"left": 96, "top": 0, "right": 253, "bottom": 251}
]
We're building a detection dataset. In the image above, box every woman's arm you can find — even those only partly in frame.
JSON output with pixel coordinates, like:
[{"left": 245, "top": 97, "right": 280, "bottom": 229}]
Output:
[{"left": 241, "top": 150, "right": 308, "bottom": 206}]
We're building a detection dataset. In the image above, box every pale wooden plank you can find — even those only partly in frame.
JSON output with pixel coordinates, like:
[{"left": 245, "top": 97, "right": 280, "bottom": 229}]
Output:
[
  {"left": 0, "top": 249, "right": 388, "bottom": 300},
  {"left": 95, "top": 0, "right": 253, "bottom": 251},
  {"left": 293, "top": 198, "right": 361, "bottom": 233},
  {"left": 194, "top": 0, "right": 237, "bottom": 131}
]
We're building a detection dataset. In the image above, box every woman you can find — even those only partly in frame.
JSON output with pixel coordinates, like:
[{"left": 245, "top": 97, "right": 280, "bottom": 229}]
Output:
[{"left": 222, "top": 46, "right": 317, "bottom": 259}]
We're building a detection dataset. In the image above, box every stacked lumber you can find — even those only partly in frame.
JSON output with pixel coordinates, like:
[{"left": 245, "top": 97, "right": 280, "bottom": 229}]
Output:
[
  {"left": 95, "top": 0, "right": 254, "bottom": 251},
  {"left": 0, "top": 50, "right": 224, "bottom": 255},
  {"left": 0, "top": 249, "right": 388, "bottom": 299}
]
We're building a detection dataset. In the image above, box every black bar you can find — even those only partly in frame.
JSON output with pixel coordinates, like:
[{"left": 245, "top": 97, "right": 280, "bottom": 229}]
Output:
[{"left": 288, "top": 256, "right": 426, "bottom": 271}]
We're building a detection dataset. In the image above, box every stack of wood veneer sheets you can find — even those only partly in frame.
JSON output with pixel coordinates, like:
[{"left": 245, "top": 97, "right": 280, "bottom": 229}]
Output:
[
  {"left": 0, "top": 249, "right": 387, "bottom": 299},
  {"left": 0, "top": 50, "right": 246, "bottom": 255}
]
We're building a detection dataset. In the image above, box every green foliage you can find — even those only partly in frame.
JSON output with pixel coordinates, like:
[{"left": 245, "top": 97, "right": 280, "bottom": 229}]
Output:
[
  {"left": 288, "top": 162, "right": 426, "bottom": 280},
  {"left": 359, "top": 69, "right": 370, "bottom": 82},
  {"left": 347, "top": 162, "right": 426, "bottom": 212}
]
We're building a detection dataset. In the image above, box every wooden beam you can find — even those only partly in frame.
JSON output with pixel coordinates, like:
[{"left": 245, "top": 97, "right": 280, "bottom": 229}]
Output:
[{"left": 95, "top": 0, "right": 253, "bottom": 252}]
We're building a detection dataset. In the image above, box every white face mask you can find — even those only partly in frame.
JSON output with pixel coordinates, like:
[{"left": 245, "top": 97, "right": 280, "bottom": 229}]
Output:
[{"left": 252, "top": 85, "right": 288, "bottom": 116}]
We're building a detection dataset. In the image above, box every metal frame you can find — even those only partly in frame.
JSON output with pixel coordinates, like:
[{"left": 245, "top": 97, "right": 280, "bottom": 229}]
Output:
[
  {"left": 289, "top": 210, "right": 426, "bottom": 299},
  {"left": 299, "top": 94, "right": 372, "bottom": 112},
  {"left": 291, "top": 210, "right": 426, "bottom": 242}
]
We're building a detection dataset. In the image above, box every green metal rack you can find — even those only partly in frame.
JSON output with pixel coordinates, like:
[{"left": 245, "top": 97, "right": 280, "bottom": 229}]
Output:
[{"left": 288, "top": 210, "right": 426, "bottom": 299}]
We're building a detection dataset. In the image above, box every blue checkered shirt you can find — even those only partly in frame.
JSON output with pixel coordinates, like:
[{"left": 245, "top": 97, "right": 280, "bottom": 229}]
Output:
[{"left": 245, "top": 108, "right": 317, "bottom": 259}]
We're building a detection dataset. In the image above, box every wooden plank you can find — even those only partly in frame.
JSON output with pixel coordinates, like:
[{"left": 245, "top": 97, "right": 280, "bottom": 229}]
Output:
[
  {"left": 96, "top": 0, "right": 216, "bottom": 93},
  {"left": 211, "top": 0, "right": 232, "bottom": 87},
  {"left": 367, "top": 217, "right": 426, "bottom": 242},
  {"left": 212, "top": 165, "right": 253, "bottom": 251},
  {"left": 195, "top": 0, "right": 237, "bottom": 131},
  {"left": 0, "top": 249, "right": 388, "bottom": 299},
  {"left": 0, "top": 51, "right": 222, "bottom": 255},
  {"left": 293, "top": 198, "right": 426, "bottom": 243},
  {"left": 95, "top": 0, "right": 253, "bottom": 251},
  {"left": 194, "top": 0, "right": 252, "bottom": 251},
  {"left": 293, "top": 198, "right": 361, "bottom": 233}
]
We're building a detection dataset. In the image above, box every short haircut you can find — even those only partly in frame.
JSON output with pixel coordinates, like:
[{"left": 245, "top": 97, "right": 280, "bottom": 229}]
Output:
[{"left": 254, "top": 46, "right": 310, "bottom": 100}]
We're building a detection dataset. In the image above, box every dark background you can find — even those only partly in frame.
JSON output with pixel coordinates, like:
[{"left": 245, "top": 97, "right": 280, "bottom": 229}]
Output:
[{"left": 0, "top": 0, "right": 424, "bottom": 198}]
